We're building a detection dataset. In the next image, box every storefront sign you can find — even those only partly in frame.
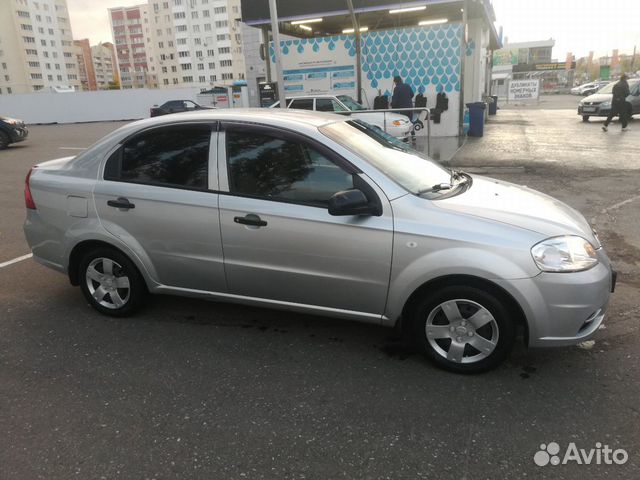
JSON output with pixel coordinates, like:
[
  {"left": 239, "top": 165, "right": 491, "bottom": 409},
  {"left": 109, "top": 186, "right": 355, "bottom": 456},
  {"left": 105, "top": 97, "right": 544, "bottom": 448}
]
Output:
[
  {"left": 513, "top": 62, "right": 576, "bottom": 72},
  {"left": 508, "top": 79, "right": 539, "bottom": 100}
]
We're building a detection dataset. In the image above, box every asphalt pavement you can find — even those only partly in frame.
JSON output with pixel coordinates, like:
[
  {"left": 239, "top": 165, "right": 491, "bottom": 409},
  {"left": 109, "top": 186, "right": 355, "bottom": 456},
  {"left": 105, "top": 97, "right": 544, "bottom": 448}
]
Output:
[{"left": 1, "top": 105, "right": 639, "bottom": 479}]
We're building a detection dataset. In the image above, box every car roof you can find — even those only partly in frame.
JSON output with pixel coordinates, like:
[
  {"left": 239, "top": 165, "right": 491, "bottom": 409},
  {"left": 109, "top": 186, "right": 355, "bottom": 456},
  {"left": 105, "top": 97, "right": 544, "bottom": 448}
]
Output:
[
  {"left": 119, "top": 108, "right": 345, "bottom": 134},
  {"left": 284, "top": 95, "right": 340, "bottom": 100}
]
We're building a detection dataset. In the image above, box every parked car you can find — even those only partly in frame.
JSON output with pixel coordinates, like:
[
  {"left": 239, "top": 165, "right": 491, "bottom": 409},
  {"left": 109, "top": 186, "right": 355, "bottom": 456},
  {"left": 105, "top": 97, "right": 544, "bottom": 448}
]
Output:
[
  {"left": 23, "top": 109, "right": 615, "bottom": 373},
  {"left": 149, "top": 100, "right": 212, "bottom": 117},
  {"left": 0, "top": 116, "right": 29, "bottom": 149},
  {"left": 571, "top": 81, "right": 608, "bottom": 96},
  {"left": 270, "top": 95, "right": 413, "bottom": 139},
  {"left": 579, "top": 81, "right": 610, "bottom": 97},
  {"left": 578, "top": 78, "right": 640, "bottom": 122}
]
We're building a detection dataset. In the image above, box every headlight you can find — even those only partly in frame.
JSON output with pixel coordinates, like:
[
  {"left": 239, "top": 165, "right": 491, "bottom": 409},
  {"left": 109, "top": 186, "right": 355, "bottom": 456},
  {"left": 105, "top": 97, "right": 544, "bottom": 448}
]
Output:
[
  {"left": 600, "top": 101, "right": 611, "bottom": 109},
  {"left": 2, "top": 117, "right": 20, "bottom": 125},
  {"left": 531, "top": 235, "right": 598, "bottom": 272}
]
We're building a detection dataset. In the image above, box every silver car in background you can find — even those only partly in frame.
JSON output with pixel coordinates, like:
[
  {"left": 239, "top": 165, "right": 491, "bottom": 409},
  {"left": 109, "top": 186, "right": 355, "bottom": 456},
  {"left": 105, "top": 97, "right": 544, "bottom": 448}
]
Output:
[
  {"left": 23, "top": 109, "right": 615, "bottom": 373},
  {"left": 578, "top": 78, "right": 640, "bottom": 122}
]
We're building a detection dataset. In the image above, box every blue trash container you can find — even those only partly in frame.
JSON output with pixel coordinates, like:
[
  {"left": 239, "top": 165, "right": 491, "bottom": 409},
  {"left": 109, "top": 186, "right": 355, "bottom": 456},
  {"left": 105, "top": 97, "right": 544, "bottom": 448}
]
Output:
[
  {"left": 466, "top": 102, "right": 486, "bottom": 137},
  {"left": 489, "top": 95, "right": 498, "bottom": 115}
]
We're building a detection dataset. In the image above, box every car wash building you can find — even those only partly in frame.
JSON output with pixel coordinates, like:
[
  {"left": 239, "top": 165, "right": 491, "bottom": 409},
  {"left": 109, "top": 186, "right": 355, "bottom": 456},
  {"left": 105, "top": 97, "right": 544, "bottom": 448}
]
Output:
[{"left": 241, "top": 0, "right": 501, "bottom": 137}]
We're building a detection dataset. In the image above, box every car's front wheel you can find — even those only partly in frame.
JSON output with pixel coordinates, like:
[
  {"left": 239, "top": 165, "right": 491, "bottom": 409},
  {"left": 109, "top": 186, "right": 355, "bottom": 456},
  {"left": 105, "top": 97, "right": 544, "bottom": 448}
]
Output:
[
  {"left": 409, "top": 285, "right": 516, "bottom": 373},
  {"left": 79, "top": 248, "right": 145, "bottom": 316}
]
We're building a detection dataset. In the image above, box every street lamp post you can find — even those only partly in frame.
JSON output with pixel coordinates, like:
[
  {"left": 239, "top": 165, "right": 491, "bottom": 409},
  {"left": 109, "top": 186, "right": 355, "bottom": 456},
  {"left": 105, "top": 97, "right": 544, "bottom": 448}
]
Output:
[{"left": 268, "top": 0, "right": 287, "bottom": 108}]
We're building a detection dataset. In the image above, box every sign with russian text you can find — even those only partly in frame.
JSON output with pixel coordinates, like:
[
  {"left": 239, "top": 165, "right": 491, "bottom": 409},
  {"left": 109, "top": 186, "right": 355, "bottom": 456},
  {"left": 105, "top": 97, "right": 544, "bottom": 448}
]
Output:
[{"left": 508, "top": 79, "right": 540, "bottom": 100}]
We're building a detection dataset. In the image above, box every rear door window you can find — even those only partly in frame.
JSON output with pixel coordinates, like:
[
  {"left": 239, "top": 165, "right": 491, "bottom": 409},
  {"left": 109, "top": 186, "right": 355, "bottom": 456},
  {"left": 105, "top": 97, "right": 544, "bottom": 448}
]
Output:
[{"left": 105, "top": 125, "right": 211, "bottom": 190}]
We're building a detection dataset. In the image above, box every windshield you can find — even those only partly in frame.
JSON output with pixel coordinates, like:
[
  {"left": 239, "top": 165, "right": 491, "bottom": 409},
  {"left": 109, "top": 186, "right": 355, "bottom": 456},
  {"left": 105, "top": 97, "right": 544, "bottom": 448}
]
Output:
[
  {"left": 337, "top": 95, "right": 365, "bottom": 111},
  {"left": 320, "top": 120, "right": 452, "bottom": 195},
  {"left": 597, "top": 79, "right": 638, "bottom": 94}
]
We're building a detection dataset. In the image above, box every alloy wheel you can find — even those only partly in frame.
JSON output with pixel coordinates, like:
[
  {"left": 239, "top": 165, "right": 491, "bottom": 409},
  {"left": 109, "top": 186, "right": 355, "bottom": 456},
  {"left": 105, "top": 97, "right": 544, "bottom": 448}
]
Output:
[
  {"left": 85, "top": 257, "right": 131, "bottom": 309},
  {"left": 425, "top": 299, "right": 499, "bottom": 364}
]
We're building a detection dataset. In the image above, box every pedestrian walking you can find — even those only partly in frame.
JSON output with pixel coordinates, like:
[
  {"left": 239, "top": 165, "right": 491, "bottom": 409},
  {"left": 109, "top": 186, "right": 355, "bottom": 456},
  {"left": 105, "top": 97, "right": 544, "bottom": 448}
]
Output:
[
  {"left": 602, "top": 74, "right": 631, "bottom": 132},
  {"left": 391, "top": 76, "right": 414, "bottom": 120}
]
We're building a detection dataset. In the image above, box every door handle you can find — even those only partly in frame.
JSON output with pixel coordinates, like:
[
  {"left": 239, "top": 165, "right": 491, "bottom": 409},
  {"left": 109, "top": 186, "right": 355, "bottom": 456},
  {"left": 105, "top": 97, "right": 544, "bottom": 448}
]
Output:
[
  {"left": 107, "top": 197, "right": 135, "bottom": 210},
  {"left": 234, "top": 214, "right": 267, "bottom": 227}
]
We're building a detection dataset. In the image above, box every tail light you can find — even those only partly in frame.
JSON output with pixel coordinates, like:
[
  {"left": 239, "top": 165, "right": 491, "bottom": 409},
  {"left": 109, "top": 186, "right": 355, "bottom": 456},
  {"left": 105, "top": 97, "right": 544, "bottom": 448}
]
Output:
[{"left": 25, "top": 167, "right": 36, "bottom": 209}]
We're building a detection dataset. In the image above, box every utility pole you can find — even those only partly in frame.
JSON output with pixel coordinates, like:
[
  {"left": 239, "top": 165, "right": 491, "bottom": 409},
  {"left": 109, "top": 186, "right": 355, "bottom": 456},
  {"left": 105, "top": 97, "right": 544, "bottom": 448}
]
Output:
[
  {"left": 268, "top": 0, "right": 287, "bottom": 108},
  {"left": 632, "top": 45, "right": 637, "bottom": 72},
  {"left": 346, "top": 0, "right": 362, "bottom": 104}
]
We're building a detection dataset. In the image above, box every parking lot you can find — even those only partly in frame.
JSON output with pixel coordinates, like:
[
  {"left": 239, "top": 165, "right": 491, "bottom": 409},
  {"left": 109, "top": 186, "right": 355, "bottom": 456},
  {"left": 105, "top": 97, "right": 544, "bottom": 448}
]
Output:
[{"left": 1, "top": 101, "right": 639, "bottom": 479}]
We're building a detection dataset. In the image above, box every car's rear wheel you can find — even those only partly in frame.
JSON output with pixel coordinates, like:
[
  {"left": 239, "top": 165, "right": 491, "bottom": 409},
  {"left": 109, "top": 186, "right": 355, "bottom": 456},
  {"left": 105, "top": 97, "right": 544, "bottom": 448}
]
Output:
[
  {"left": 79, "top": 247, "right": 145, "bottom": 316},
  {"left": 0, "top": 131, "right": 10, "bottom": 149},
  {"left": 582, "top": 115, "right": 590, "bottom": 122},
  {"left": 409, "top": 285, "right": 516, "bottom": 373}
]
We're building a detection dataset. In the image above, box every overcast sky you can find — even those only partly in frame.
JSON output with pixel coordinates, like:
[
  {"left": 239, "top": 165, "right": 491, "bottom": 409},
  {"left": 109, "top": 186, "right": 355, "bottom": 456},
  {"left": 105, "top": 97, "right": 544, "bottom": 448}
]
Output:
[{"left": 68, "top": 0, "right": 640, "bottom": 58}]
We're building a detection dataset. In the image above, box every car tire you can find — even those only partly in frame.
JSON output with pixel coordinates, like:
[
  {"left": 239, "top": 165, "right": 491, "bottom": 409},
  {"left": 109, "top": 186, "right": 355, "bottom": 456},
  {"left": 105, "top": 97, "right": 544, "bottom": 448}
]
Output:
[
  {"left": 79, "top": 247, "right": 146, "bottom": 316},
  {"left": 582, "top": 115, "right": 590, "bottom": 122},
  {"left": 408, "top": 285, "right": 516, "bottom": 374},
  {"left": 0, "top": 131, "right": 10, "bottom": 150}
]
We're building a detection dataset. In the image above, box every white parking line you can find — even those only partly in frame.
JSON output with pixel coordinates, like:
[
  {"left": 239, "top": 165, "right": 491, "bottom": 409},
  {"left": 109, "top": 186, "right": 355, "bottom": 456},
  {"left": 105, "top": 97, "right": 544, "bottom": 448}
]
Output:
[
  {"left": 59, "top": 147, "right": 86, "bottom": 150},
  {"left": 0, "top": 253, "right": 33, "bottom": 268}
]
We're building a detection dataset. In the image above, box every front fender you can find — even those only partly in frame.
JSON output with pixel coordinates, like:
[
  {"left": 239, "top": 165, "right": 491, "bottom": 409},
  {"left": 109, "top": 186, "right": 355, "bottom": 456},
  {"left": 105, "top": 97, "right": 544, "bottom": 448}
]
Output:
[{"left": 384, "top": 247, "right": 539, "bottom": 323}]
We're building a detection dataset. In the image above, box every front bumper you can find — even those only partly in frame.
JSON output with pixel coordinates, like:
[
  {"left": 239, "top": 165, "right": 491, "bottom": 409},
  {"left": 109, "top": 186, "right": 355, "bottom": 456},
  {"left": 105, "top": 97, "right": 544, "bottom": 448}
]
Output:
[
  {"left": 8, "top": 125, "right": 29, "bottom": 143},
  {"left": 578, "top": 105, "right": 611, "bottom": 117},
  {"left": 495, "top": 249, "right": 614, "bottom": 348}
]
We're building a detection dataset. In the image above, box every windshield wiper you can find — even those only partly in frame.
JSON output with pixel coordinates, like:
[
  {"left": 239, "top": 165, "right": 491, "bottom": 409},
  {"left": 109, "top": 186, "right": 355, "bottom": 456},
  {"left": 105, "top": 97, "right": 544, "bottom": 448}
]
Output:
[{"left": 416, "top": 183, "right": 454, "bottom": 195}]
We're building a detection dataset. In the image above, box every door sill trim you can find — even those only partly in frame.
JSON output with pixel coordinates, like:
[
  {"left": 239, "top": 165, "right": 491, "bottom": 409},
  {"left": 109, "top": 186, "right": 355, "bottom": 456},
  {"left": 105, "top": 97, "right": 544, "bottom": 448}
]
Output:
[{"left": 154, "top": 284, "right": 386, "bottom": 324}]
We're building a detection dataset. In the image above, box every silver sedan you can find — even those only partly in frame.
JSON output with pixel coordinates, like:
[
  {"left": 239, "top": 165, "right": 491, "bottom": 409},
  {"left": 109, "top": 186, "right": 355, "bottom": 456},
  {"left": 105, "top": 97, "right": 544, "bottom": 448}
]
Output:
[{"left": 23, "top": 109, "right": 615, "bottom": 373}]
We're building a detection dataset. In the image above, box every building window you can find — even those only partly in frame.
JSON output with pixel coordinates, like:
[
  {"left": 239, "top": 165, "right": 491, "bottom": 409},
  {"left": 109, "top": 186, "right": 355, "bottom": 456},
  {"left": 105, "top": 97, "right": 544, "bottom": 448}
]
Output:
[
  {"left": 218, "top": 47, "right": 230, "bottom": 54},
  {"left": 174, "top": 12, "right": 185, "bottom": 19},
  {"left": 209, "top": 75, "right": 216, "bottom": 82},
  {"left": 23, "top": 36, "right": 36, "bottom": 43},
  {"left": 177, "top": 38, "right": 187, "bottom": 45},
  {"left": 182, "top": 76, "right": 193, "bottom": 82},
  {"left": 176, "top": 25, "right": 187, "bottom": 32},
  {"left": 208, "top": 62, "right": 215, "bottom": 69},
  {"left": 181, "top": 63, "right": 192, "bottom": 70},
  {"left": 203, "top": 10, "right": 210, "bottom": 17},
  {"left": 220, "top": 60, "right": 232, "bottom": 67},
  {"left": 215, "top": 20, "right": 228, "bottom": 28},
  {"left": 163, "top": 78, "right": 169, "bottom": 85},
  {"left": 179, "top": 51, "right": 189, "bottom": 57},
  {"left": 214, "top": 6, "right": 226, "bottom": 14}
]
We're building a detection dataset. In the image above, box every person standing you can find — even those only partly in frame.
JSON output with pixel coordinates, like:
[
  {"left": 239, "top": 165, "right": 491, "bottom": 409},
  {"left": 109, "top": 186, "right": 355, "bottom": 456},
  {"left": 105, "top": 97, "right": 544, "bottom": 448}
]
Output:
[
  {"left": 391, "top": 76, "right": 414, "bottom": 120},
  {"left": 602, "top": 74, "right": 631, "bottom": 132}
]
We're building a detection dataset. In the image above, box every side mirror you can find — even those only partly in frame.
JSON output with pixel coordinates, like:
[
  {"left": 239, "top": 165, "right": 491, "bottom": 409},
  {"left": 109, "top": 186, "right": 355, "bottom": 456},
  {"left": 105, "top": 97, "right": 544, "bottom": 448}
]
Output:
[{"left": 328, "top": 189, "right": 374, "bottom": 216}]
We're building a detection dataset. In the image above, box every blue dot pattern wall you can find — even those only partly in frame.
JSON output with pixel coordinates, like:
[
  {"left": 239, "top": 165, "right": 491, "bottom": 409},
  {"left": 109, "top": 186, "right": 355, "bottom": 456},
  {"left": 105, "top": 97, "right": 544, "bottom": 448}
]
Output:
[{"left": 270, "top": 23, "right": 463, "bottom": 98}]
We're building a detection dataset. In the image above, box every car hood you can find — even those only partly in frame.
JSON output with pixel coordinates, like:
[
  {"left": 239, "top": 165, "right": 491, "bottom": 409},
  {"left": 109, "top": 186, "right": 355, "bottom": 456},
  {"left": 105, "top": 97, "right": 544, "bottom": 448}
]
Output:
[
  {"left": 434, "top": 175, "right": 599, "bottom": 245},
  {"left": 582, "top": 93, "right": 612, "bottom": 103}
]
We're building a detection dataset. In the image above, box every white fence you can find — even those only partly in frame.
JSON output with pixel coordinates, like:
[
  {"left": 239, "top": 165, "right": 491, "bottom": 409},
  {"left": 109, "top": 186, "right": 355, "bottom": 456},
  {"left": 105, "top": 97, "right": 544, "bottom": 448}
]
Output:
[{"left": 0, "top": 87, "right": 204, "bottom": 124}]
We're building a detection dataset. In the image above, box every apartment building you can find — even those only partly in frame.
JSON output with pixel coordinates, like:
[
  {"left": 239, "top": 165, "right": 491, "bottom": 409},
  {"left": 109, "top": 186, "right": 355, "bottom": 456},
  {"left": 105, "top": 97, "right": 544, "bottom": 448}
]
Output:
[
  {"left": 147, "top": 0, "right": 245, "bottom": 88},
  {"left": 74, "top": 38, "right": 96, "bottom": 90},
  {"left": 92, "top": 42, "right": 118, "bottom": 89},
  {"left": 109, "top": 4, "right": 157, "bottom": 89},
  {"left": 0, "top": 0, "right": 81, "bottom": 94}
]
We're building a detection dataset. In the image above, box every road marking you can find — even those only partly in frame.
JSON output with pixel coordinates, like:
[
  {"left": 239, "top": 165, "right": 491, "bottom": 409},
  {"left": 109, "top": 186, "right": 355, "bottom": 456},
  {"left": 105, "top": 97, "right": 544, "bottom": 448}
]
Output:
[
  {"left": 0, "top": 253, "right": 33, "bottom": 268},
  {"left": 59, "top": 147, "right": 86, "bottom": 150},
  {"left": 601, "top": 194, "right": 640, "bottom": 214}
]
